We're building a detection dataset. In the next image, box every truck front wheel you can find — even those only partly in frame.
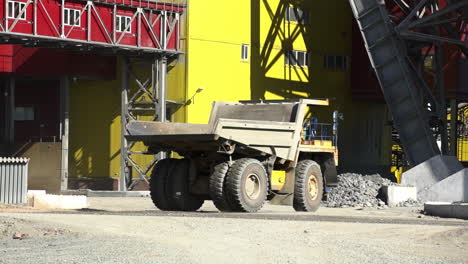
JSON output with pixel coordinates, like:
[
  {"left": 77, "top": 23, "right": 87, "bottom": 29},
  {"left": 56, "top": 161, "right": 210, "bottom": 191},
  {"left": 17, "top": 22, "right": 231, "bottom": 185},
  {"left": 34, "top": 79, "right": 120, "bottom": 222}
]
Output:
[
  {"left": 293, "top": 160, "right": 323, "bottom": 212},
  {"left": 225, "top": 158, "right": 268, "bottom": 213}
]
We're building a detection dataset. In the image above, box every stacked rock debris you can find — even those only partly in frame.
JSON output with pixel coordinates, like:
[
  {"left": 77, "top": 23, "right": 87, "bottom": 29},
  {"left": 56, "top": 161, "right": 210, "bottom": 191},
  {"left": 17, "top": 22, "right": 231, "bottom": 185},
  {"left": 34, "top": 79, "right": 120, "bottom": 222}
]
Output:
[{"left": 326, "top": 173, "right": 393, "bottom": 208}]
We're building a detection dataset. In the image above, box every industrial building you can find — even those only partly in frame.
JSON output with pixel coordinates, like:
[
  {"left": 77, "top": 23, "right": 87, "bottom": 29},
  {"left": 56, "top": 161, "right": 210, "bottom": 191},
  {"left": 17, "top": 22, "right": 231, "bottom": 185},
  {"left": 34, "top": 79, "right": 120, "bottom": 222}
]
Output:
[
  {"left": 1, "top": 1, "right": 468, "bottom": 262},
  {"left": 1, "top": 0, "right": 468, "bottom": 194}
]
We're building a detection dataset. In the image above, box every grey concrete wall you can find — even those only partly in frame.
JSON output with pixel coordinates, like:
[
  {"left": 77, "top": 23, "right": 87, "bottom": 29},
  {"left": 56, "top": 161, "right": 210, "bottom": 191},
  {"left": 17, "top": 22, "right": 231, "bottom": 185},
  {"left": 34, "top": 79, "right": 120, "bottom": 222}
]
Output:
[{"left": 20, "top": 142, "right": 62, "bottom": 194}]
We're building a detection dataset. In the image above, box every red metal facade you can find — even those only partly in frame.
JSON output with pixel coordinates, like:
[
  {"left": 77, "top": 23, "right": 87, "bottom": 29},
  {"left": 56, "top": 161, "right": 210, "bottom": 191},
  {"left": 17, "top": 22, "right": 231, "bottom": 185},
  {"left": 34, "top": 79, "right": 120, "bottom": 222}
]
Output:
[
  {"left": 0, "top": 0, "right": 182, "bottom": 53},
  {"left": 0, "top": 44, "right": 116, "bottom": 78},
  {"left": 14, "top": 79, "right": 60, "bottom": 142}
]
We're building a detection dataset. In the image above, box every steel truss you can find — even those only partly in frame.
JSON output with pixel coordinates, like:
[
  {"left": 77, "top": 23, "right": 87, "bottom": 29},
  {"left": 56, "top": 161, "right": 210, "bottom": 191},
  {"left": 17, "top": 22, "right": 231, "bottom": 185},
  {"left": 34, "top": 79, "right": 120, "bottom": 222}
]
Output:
[
  {"left": 384, "top": 0, "right": 468, "bottom": 155},
  {"left": 0, "top": 0, "right": 184, "bottom": 55},
  {"left": 120, "top": 55, "right": 181, "bottom": 191}
]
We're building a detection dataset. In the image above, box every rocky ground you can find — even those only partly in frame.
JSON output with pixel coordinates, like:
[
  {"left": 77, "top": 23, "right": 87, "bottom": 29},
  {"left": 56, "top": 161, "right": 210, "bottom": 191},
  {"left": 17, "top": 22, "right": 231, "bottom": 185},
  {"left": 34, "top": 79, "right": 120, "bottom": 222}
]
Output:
[
  {"left": 0, "top": 198, "right": 467, "bottom": 264},
  {"left": 0, "top": 217, "right": 69, "bottom": 240}
]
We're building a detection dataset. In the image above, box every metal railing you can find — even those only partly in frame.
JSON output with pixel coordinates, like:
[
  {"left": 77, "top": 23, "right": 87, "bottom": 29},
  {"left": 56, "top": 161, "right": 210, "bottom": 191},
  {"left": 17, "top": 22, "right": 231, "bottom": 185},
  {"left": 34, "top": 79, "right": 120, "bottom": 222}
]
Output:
[
  {"left": 302, "top": 118, "right": 335, "bottom": 144},
  {"left": 0, "top": 157, "right": 29, "bottom": 204}
]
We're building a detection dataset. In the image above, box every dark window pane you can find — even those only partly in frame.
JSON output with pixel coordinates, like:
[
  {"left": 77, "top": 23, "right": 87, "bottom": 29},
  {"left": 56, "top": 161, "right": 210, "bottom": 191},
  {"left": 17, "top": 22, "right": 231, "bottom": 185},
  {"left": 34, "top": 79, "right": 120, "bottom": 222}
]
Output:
[
  {"left": 8, "top": 2, "right": 13, "bottom": 17},
  {"left": 336, "top": 56, "right": 344, "bottom": 71},
  {"left": 297, "top": 52, "right": 305, "bottom": 66},
  {"left": 327, "top": 56, "right": 335, "bottom": 69}
]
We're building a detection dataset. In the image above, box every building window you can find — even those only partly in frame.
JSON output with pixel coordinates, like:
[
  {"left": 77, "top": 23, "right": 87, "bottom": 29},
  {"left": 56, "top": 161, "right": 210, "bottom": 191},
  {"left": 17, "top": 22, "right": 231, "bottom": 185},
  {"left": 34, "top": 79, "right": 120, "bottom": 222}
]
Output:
[
  {"left": 7, "top": 1, "right": 27, "bottom": 20},
  {"left": 285, "top": 50, "right": 308, "bottom": 67},
  {"left": 63, "top": 8, "right": 81, "bottom": 26},
  {"left": 116, "top": 15, "right": 132, "bottom": 33},
  {"left": 14, "top": 106, "right": 34, "bottom": 121},
  {"left": 241, "top": 44, "right": 249, "bottom": 60},
  {"left": 323, "top": 55, "right": 349, "bottom": 72},
  {"left": 286, "top": 7, "right": 309, "bottom": 24}
]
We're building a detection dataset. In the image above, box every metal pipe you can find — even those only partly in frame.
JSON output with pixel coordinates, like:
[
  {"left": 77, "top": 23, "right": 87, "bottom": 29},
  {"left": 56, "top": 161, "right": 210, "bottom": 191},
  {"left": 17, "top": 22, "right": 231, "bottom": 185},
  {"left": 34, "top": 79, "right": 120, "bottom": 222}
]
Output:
[
  {"left": 120, "top": 57, "right": 130, "bottom": 191},
  {"left": 157, "top": 56, "right": 168, "bottom": 160},
  {"left": 158, "top": 56, "right": 167, "bottom": 122},
  {"left": 60, "top": 76, "right": 69, "bottom": 191}
]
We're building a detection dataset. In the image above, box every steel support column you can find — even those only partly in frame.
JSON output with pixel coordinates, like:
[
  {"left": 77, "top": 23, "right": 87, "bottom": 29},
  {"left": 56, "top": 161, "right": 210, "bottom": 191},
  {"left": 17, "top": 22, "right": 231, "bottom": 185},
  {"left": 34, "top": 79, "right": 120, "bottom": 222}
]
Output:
[
  {"left": 435, "top": 44, "right": 448, "bottom": 155},
  {"left": 60, "top": 76, "right": 69, "bottom": 191},
  {"left": 157, "top": 56, "right": 168, "bottom": 160},
  {"left": 158, "top": 56, "right": 167, "bottom": 123},
  {"left": 120, "top": 57, "right": 131, "bottom": 191},
  {"left": 120, "top": 56, "right": 170, "bottom": 191},
  {"left": 450, "top": 99, "right": 458, "bottom": 156},
  {"left": 7, "top": 77, "right": 15, "bottom": 144}
]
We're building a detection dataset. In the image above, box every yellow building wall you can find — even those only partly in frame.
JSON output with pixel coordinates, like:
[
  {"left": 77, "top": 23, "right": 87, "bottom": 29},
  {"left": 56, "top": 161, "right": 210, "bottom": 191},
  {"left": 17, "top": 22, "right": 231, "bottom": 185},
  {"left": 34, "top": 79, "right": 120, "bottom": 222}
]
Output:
[
  {"left": 70, "top": 58, "right": 174, "bottom": 180},
  {"left": 69, "top": 76, "right": 122, "bottom": 179},
  {"left": 184, "top": 0, "right": 353, "bottom": 124},
  {"left": 184, "top": 0, "right": 252, "bottom": 124}
]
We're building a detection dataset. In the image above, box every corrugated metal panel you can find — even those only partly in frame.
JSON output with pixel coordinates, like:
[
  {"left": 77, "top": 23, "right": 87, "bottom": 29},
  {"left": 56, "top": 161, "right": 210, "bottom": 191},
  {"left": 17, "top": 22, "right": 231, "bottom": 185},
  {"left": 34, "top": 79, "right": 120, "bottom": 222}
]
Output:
[{"left": 0, "top": 157, "right": 29, "bottom": 204}]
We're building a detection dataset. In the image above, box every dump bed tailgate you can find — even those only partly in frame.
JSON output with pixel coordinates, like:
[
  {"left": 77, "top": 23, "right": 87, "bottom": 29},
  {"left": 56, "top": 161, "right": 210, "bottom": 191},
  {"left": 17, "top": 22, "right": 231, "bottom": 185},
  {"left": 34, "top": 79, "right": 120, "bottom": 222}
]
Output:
[{"left": 125, "top": 121, "right": 220, "bottom": 152}]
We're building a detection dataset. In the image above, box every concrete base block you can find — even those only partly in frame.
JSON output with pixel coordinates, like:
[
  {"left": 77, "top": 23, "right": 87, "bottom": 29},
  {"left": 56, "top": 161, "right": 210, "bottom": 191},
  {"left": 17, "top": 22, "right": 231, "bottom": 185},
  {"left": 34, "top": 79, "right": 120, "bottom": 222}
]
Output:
[
  {"left": 419, "top": 169, "right": 468, "bottom": 202},
  {"left": 29, "top": 193, "right": 88, "bottom": 209},
  {"left": 402, "top": 155, "right": 463, "bottom": 192},
  {"left": 424, "top": 202, "right": 468, "bottom": 220},
  {"left": 381, "top": 186, "right": 417, "bottom": 207}
]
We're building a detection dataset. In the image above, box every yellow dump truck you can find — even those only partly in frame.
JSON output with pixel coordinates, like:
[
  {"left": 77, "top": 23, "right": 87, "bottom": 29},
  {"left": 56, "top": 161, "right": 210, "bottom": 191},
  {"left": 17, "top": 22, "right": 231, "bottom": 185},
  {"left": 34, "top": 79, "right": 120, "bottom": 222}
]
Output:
[{"left": 126, "top": 99, "right": 339, "bottom": 212}]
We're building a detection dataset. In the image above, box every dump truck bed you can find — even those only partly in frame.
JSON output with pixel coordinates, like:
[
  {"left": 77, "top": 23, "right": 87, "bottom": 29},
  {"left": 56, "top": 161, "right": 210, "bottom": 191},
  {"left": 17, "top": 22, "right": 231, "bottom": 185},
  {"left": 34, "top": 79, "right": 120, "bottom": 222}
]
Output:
[
  {"left": 125, "top": 99, "right": 330, "bottom": 161},
  {"left": 126, "top": 118, "right": 299, "bottom": 160},
  {"left": 126, "top": 122, "right": 222, "bottom": 153}
]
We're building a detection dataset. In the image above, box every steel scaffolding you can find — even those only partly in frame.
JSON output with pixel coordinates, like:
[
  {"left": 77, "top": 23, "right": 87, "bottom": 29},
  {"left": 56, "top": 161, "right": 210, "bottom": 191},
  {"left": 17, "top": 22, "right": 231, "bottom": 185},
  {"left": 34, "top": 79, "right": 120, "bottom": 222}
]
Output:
[{"left": 120, "top": 55, "right": 178, "bottom": 191}]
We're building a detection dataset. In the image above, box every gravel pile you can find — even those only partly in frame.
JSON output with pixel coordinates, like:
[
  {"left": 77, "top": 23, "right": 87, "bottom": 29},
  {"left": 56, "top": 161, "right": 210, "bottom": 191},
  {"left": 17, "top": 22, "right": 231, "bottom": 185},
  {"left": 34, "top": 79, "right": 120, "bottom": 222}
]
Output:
[{"left": 326, "top": 173, "right": 392, "bottom": 208}]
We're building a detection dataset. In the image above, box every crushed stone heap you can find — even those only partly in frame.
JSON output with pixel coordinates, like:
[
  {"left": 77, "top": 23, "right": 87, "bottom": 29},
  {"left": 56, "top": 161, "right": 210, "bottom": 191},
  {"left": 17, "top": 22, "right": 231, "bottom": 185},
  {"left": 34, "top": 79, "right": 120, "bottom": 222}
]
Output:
[{"left": 326, "top": 173, "right": 393, "bottom": 208}]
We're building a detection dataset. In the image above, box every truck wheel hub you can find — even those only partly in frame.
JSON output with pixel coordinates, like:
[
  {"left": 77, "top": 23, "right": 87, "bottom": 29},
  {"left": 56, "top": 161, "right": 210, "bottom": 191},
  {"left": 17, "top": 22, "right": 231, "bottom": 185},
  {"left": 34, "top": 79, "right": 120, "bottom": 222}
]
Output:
[
  {"left": 245, "top": 173, "right": 261, "bottom": 200},
  {"left": 308, "top": 175, "right": 319, "bottom": 200}
]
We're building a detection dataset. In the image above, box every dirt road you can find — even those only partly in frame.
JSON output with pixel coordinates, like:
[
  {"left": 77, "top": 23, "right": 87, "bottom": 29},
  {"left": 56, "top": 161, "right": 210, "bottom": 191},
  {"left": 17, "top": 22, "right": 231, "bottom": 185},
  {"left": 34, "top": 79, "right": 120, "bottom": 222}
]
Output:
[{"left": 1, "top": 198, "right": 467, "bottom": 264}]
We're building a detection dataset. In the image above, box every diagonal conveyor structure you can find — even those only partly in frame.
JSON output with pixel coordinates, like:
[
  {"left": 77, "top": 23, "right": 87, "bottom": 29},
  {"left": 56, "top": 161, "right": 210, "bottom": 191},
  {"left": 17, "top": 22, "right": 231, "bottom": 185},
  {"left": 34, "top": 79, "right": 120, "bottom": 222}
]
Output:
[{"left": 349, "top": 0, "right": 467, "bottom": 202}]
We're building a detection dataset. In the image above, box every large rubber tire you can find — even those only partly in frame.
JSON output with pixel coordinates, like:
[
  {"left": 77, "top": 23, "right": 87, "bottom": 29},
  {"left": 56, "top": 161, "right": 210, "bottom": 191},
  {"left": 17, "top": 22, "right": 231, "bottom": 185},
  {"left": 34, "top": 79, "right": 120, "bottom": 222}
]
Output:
[
  {"left": 225, "top": 158, "right": 268, "bottom": 213},
  {"left": 293, "top": 160, "right": 324, "bottom": 212},
  {"left": 169, "top": 159, "right": 204, "bottom": 211},
  {"left": 209, "top": 161, "right": 232, "bottom": 212},
  {"left": 149, "top": 159, "right": 178, "bottom": 211}
]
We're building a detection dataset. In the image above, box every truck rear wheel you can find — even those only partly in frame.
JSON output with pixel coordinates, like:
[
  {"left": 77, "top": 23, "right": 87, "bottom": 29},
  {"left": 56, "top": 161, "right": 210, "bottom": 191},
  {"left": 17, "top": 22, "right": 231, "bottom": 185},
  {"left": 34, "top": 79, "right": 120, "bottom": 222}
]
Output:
[
  {"left": 170, "top": 159, "right": 204, "bottom": 211},
  {"left": 150, "top": 159, "right": 178, "bottom": 211},
  {"left": 209, "top": 161, "right": 232, "bottom": 212},
  {"left": 225, "top": 158, "right": 268, "bottom": 213},
  {"left": 293, "top": 160, "right": 323, "bottom": 212}
]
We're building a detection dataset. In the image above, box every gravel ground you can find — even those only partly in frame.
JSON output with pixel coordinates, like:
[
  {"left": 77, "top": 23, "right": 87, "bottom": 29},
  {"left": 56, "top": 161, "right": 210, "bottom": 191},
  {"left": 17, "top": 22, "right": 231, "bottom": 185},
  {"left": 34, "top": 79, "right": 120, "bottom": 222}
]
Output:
[{"left": 0, "top": 198, "right": 467, "bottom": 264}]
